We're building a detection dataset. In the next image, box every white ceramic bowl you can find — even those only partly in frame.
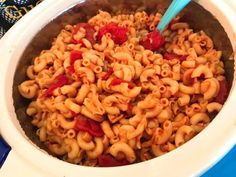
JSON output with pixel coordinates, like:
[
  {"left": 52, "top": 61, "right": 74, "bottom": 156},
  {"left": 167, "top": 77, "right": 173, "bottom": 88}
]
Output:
[{"left": 0, "top": 0, "right": 235, "bottom": 177}]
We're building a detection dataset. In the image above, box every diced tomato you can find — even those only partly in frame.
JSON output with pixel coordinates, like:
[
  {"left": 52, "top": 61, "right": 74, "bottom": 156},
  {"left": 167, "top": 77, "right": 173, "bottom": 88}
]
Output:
[
  {"left": 70, "top": 37, "right": 78, "bottom": 44},
  {"left": 71, "top": 38, "right": 86, "bottom": 47},
  {"left": 70, "top": 111, "right": 78, "bottom": 117},
  {"left": 42, "top": 74, "right": 69, "bottom": 97},
  {"left": 163, "top": 53, "right": 178, "bottom": 60},
  {"left": 127, "top": 104, "right": 133, "bottom": 116},
  {"left": 70, "top": 50, "right": 83, "bottom": 65},
  {"left": 133, "top": 79, "right": 141, "bottom": 86},
  {"left": 110, "top": 78, "right": 135, "bottom": 89},
  {"left": 140, "top": 29, "right": 165, "bottom": 51},
  {"left": 71, "top": 23, "right": 96, "bottom": 45},
  {"left": 167, "top": 19, "right": 177, "bottom": 29},
  {"left": 98, "top": 154, "right": 129, "bottom": 167},
  {"left": 127, "top": 104, "right": 133, "bottom": 112},
  {"left": 67, "top": 65, "right": 75, "bottom": 74},
  {"left": 102, "top": 68, "right": 114, "bottom": 80},
  {"left": 74, "top": 115, "right": 104, "bottom": 137},
  {"left": 104, "top": 55, "right": 111, "bottom": 61},
  {"left": 110, "top": 28, "right": 128, "bottom": 45},
  {"left": 213, "top": 79, "right": 228, "bottom": 104},
  {"left": 97, "top": 23, "right": 115, "bottom": 40},
  {"left": 164, "top": 53, "right": 187, "bottom": 62},
  {"left": 127, "top": 83, "right": 135, "bottom": 89},
  {"left": 110, "top": 78, "right": 124, "bottom": 86},
  {"left": 179, "top": 55, "right": 187, "bottom": 62},
  {"left": 67, "top": 50, "right": 83, "bottom": 74},
  {"left": 97, "top": 23, "right": 128, "bottom": 45}
]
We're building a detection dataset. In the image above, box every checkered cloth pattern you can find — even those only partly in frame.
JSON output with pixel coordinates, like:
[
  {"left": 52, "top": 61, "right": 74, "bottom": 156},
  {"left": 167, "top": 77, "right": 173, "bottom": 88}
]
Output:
[{"left": 0, "top": 0, "right": 43, "bottom": 38}]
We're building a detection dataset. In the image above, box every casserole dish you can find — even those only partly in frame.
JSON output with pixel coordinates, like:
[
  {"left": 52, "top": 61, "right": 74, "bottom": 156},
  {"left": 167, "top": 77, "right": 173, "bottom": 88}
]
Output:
[{"left": 0, "top": 0, "right": 235, "bottom": 176}]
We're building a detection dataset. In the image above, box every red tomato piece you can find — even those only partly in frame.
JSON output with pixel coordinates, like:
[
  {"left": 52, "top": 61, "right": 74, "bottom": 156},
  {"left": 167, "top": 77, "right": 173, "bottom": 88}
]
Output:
[
  {"left": 127, "top": 104, "right": 133, "bottom": 116},
  {"left": 74, "top": 115, "right": 104, "bottom": 137},
  {"left": 71, "top": 38, "right": 86, "bottom": 47},
  {"left": 102, "top": 68, "right": 114, "bottom": 80},
  {"left": 70, "top": 37, "right": 78, "bottom": 44},
  {"left": 42, "top": 74, "right": 69, "bottom": 97},
  {"left": 127, "top": 104, "right": 133, "bottom": 112},
  {"left": 127, "top": 82, "right": 135, "bottom": 89},
  {"left": 70, "top": 50, "right": 83, "bottom": 65},
  {"left": 67, "top": 50, "right": 83, "bottom": 74},
  {"left": 110, "top": 78, "right": 124, "bottom": 86},
  {"left": 167, "top": 19, "right": 177, "bottom": 29},
  {"left": 70, "top": 111, "right": 78, "bottom": 117},
  {"left": 214, "top": 79, "right": 228, "bottom": 104},
  {"left": 97, "top": 23, "right": 128, "bottom": 45},
  {"left": 72, "top": 23, "right": 96, "bottom": 45},
  {"left": 97, "top": 23, "right": 121, "bottom": 40},
  {"left": 110, "top": 78, "right": 135, "bottom": 89},
  {"left": 179, "top": 55, "right": 187, "bottom": 62},
  {"left": 67, "top": 65, "right": 75, "bottom": 74},
  {"left": 164, "top": 53, "right": 187, "bottom": 62},
  {"left": 163, "top": 53, "right": 178, "bottom": 60},
  {"left": 98, "top": 154, "right": 129, "bottom": 167},
  {"left": 140, "top": 29, "right": 165, "bottom": 51},
  {"left": 111, "top": 27, "right": 128, "bottom": 45}
]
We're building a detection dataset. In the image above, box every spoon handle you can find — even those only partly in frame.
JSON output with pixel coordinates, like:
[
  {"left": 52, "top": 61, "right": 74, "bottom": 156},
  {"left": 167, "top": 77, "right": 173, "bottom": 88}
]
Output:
[{"left": 157, "top": 0, "right": 191, "bottom": 33}]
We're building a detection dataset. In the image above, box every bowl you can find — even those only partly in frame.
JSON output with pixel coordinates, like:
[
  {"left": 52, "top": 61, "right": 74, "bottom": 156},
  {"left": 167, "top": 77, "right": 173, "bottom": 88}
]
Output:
[{"left": 0, "top": 0, "right": 235, "bottom": 176}]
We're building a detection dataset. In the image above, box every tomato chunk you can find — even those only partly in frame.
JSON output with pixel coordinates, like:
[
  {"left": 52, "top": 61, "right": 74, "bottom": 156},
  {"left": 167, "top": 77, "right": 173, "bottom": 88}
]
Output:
[
  {"left": 167, "top": 19, "right": 177, "bottom": 29},
  {"left": 140, "top": 29, "right": 165, "bottom": 51},
  {"left": 110, "top": 78, "right": 135, "bottom": 89},
  {"left": 72, "top": 23, "right": 96, "bottom": 45},
  {"left": 42, "top": 74, "right": 69, "bottom": 97},
  {"left": 102, "top": 68, "right": 114, "bottom": 80},
  {"left": 98, "top": 154, "right": 129, "bottom": 167},
  {"left": 70, "top": 111, "right": 78, "bottom": 117},
  {"left": 97, "top": 23, "right": 128, "bottom": 45},
  {"left": 70, "top": 50, "right": 83, "bottom": 65},
  {"left": 67, "top": 65, "right": 75, "bottom": 74},
  {"left": 164, "top": 53, "right": 187, "bottom": 62},
  {"left": 214, "top": 79, "right": 228, "bottom": 104},
  {"left": 110, "top": 78, "right": 125, "bottom": 86},
  {"left": 74, "top": 115, "right": 104, "bottom": 137},
  {"left": 67, "top": 50, "right": 83, "bottom": 74},
  {"left": 127, "top": 104, "right": 133, "bottom": 116}
]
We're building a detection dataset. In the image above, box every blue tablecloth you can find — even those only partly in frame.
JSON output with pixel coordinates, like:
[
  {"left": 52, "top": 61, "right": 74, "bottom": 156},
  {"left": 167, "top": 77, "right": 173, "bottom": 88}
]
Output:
[{"left": 202, "top": 145, "right": 236, "bottom": 177}]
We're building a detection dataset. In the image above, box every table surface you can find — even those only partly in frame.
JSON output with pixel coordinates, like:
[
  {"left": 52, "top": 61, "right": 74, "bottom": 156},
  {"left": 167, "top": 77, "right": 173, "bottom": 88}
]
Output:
[{"left": 202, "top": 144, "right": 236, "bottom": 177}]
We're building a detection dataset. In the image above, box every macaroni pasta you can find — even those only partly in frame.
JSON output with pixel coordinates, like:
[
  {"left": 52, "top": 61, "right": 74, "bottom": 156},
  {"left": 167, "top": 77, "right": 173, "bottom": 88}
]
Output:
[{"left": 18, "top": 10, "right": 228, "bottom": 167}]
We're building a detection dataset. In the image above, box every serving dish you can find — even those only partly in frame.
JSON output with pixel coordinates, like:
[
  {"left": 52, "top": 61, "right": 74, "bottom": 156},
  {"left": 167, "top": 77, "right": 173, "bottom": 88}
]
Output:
[{"left": 0, "top": 0, "right": 235, "bottom": 176}]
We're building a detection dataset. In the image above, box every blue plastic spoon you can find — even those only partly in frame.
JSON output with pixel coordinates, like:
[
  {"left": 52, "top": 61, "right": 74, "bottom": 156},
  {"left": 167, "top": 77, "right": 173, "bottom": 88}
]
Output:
[{"left": 157, "top": 0, "right": 191, "bottom": 33}]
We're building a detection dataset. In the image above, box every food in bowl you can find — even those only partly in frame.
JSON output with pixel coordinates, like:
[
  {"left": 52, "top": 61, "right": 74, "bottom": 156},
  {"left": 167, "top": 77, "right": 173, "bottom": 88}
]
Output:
[{"left": 18, "top": 10, "right": 228, "bottom": 167}]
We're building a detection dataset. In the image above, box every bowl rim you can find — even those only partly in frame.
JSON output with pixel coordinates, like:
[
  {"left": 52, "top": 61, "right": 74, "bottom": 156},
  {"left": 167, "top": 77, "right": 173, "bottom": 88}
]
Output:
[{"left": 0, "top": 0, "right": 236, "bottom": 177}]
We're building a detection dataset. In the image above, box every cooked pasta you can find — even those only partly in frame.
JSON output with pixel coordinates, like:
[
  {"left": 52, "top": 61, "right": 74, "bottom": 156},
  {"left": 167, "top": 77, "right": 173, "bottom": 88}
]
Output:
[{"left": 18, "top": 10, "right": 228, "bottom": 167}]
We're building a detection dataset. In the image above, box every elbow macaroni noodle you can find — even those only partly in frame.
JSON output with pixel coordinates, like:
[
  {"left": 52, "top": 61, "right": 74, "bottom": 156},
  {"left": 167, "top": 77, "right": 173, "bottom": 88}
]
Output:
[{"left": 18, "top": 10, "right": 227, "bottom": 166}]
